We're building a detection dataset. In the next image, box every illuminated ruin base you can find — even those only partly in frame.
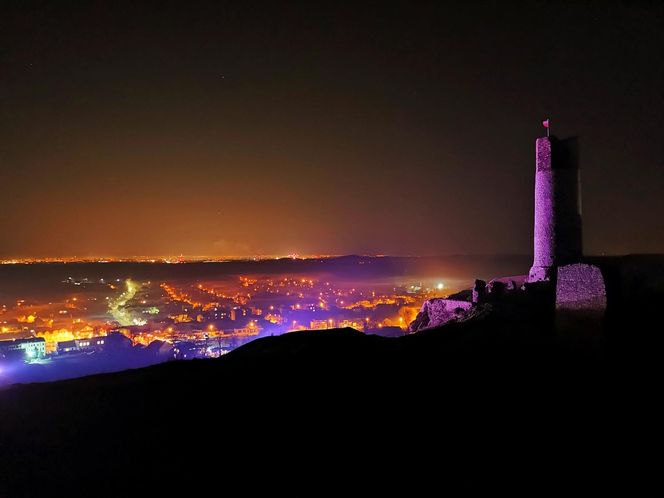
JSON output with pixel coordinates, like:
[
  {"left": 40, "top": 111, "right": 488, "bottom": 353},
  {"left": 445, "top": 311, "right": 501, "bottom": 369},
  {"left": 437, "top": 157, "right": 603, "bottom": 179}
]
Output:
[
  {"left": 528, "top": 265, "right": 554, "bottom": 283},
  {"left": 555, "top": 263, "right": 606, "bottom": 342},
  {"left": 555, "top": 264, "right": 606, "bottom": 311}
]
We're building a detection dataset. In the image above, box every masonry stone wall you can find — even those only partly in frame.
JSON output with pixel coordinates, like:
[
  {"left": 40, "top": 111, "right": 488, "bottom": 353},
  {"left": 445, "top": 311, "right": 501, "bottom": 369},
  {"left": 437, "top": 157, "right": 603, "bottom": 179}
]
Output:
[{"left": 555, "top": 263, "right": 606, "bottom": 343}]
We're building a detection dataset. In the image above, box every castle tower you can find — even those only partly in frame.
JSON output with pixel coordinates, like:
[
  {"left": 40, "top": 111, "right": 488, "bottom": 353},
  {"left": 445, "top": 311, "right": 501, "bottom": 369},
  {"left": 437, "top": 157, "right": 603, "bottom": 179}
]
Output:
[{"left": 528, "top": 136, "right": 583, "bottom": 282}]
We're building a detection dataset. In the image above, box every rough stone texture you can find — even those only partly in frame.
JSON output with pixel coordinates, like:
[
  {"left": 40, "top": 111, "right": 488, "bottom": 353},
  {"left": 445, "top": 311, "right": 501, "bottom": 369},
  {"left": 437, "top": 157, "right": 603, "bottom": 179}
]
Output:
[
  {"left": 409, "top": 298, "right": 474, "bottom": 332},
  {"left": 529, "top": 137, "right": 583, "bottom": 282},
  {"left": 555, "top": 264, "right": 606, "bottom": 343},
  {"left": 556, "top": 264, "right": 606, "bottom": 311},
  {"left": 531, "top": 137, "right": 555, "bottom": 278}
]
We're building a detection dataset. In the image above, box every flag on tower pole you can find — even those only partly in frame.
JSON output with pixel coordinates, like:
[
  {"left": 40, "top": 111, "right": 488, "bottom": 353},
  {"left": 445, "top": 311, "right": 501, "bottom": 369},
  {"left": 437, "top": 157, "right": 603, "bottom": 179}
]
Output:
[{"left": 542, "top": 119, "right": 550, "bottom": 137}]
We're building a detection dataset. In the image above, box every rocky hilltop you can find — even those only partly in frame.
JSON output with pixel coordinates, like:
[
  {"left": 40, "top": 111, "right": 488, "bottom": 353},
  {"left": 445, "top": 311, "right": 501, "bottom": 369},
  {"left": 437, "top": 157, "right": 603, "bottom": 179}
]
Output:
[{"left": 409, "top": 255, "right": 663, "bottom": 349}]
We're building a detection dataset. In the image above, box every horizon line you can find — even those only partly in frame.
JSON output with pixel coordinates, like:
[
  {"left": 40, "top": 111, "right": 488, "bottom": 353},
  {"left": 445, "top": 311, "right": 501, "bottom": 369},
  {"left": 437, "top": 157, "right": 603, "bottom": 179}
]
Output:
[
  {"left": 0, "top": 253, "right": 535, "bottom": 262},
  {"left": 1, "top": 253, "right": 654, "bottom": 264}
]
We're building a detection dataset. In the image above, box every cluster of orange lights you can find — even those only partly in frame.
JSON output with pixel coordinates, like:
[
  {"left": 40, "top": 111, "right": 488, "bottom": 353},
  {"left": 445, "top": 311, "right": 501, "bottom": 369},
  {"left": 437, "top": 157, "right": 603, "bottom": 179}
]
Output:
[{"left": 161, "top": 283, "right": 204, "bottom": 309}]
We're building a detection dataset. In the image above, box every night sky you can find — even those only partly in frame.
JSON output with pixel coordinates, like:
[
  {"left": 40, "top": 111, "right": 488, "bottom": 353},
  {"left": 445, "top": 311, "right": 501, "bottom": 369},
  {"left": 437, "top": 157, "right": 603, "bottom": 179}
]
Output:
[{"left": 1, "top": 0, "right": 662, "bottom": 258}]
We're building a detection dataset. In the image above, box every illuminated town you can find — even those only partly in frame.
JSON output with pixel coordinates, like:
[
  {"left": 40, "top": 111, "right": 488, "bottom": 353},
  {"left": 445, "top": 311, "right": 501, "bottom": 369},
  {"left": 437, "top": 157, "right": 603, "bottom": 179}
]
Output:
[{"left": 0, "top": 257, "right": 461, "bottom": 384}]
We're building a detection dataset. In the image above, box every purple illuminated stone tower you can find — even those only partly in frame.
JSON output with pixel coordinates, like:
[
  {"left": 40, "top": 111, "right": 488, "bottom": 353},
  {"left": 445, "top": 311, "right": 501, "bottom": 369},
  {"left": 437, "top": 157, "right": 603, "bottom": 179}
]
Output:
[{"left": 528, "top": 136, "right": 583, "bottom": 282}]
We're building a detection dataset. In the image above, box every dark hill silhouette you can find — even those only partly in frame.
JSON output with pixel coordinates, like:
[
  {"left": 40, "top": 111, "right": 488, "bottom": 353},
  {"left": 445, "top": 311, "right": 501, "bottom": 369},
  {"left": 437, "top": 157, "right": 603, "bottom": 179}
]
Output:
[
  {"left": 1, "top": 255, "right": 662, "bottom": 496},
  {"left": 1, "top": 318, "right": 660, "bottom": 495}
]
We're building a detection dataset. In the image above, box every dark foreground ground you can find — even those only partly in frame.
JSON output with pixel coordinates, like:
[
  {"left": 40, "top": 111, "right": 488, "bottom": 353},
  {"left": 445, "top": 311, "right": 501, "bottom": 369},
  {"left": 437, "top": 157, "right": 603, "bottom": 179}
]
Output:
[{"left": 1, "top": 256, "right": 662, "bottom": 496}]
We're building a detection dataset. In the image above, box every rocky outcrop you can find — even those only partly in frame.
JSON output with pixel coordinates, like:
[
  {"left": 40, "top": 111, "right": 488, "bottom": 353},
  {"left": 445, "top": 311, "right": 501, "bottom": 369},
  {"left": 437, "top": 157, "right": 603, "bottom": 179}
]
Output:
[{"left": 409, "top": 298, "right": 474, "bottom": 332}]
